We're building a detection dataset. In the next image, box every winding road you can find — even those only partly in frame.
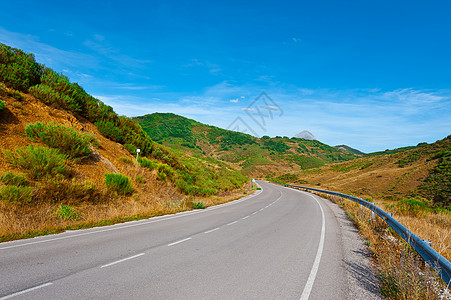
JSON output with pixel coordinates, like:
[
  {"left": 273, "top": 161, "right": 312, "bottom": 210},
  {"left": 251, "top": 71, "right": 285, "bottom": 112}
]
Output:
[{"left": 0, "top": 181, "right": 379, "bottom": 299}]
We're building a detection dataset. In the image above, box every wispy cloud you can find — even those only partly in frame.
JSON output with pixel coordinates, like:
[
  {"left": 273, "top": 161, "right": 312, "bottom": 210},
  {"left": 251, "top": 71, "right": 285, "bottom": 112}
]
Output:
[
  {"left": 0, "top": 27, "right": 98, "bottom": 71},
  {"left": 83, "top": 34, "right": 153, "bottom": 69},
  {"left": 183, "top": 58, "right": 222, "bottom": 75}
]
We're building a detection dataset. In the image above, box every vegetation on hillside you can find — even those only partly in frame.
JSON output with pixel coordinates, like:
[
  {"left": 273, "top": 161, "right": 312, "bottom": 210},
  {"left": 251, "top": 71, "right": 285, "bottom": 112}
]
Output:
[{"left": 134, "top": 113, "right": 360, "bottom": 176}]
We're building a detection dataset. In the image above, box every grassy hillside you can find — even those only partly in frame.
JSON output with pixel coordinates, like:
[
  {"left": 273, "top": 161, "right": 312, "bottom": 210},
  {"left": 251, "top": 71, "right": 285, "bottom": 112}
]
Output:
[
  {"left": 273, "top": 136, "right": 451, "bottom": 208},
  {"left": 134, "top": 113, "right": 361, "bottom": 176},
  {"left": 0, "top": 44, "right": 249, "bottom": 241}
]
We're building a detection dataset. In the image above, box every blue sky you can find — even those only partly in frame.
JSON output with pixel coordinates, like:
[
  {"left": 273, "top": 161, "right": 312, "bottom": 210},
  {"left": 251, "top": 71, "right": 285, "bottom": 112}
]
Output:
[{"left": 1, "top": 0, "right": 450, "bottom": 152}]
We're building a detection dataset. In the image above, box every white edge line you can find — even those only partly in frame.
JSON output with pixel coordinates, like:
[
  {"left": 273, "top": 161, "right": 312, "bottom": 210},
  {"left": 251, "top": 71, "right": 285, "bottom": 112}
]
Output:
[
  {"left": 242, "top": 216, "right": 249, "bottom": 220},
  {"left": 0, "top": 188, "right": 264, "bottom": 250},
  {"left": 0, "top": 282, "right": 53, "bottom": 300},
  {"left": 204, "top": 228, "right": 220, "bottom": 234},
  {"left": 300, "top": 194, "right": 326, "bottom": 300},
  {"left": 227, "top": 221, "right": 238, "bottom": 226},
  {"left": 168, "top": 237, "right": 192, "bottom": 247},
  {"left": 100, "top": 253, "right": 145, "bottom": 268}
]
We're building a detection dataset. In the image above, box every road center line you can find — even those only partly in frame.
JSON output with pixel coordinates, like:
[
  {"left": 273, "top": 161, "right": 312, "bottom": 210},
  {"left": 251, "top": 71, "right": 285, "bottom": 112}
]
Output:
[
  {"left": 227, "top": 221, "right": 238, "bottom": 226},
  {"left": 100, "top": 253, "right": 145, "bottom": 268},
  {"left": 168, "top": 237, "right": 192, "bottom": 247},
  {"left": 204, "top": 228, "right": 220, "bottom": 234},
  {"left": 0, "top": 282, "right": 53, "bottom": 300},
  {"left": 300, "top": 194, "right": 326, "bottom": 300},
  {"left": 242, "top": 216, "right": 249, "bottom": 220}
]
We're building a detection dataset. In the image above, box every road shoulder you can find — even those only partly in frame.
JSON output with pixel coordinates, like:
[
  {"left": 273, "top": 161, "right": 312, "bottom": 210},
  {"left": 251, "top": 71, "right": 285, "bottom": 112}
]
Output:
[{"left": 320, "top": 195, "right": 382, "bottom": 299}]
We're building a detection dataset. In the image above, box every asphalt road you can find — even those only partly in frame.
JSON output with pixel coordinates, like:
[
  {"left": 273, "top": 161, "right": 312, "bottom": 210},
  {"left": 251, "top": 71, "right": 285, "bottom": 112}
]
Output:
[{"left": 0, "top": 181, "right": 380, "bottom": 299}]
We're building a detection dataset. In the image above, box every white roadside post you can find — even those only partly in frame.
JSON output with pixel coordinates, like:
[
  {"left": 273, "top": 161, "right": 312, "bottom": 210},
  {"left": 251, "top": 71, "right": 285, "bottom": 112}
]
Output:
[
  {"left": 252, "top": 178, "right": 255, "bottom": 189},
  {"left": 136, "top": 148, "right": 141, "bottom": 161}
]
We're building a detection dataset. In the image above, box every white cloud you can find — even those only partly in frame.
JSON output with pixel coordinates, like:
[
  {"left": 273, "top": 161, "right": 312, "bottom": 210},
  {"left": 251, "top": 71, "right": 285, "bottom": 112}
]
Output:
[{"left": 230, "top": 98, "right": 239, "bottom": 103}]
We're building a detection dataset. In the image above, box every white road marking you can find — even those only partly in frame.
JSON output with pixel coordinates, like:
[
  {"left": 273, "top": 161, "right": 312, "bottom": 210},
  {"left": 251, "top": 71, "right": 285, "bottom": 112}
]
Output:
[
  {"left": 204, "top": 228, "right": 220, "bottom": 234},
  {"left": 242, "top": 216, "right": 249, "bottom": 220},
  {"left": 0, "top": 189, "right": 264, "bottom": 251},
  {"left": 168, "top": 237, "right": 192, "bottom": 247},
  {"left": 251, "top": 211, "right": 258, "bottom": 215},
  {"left": 100, "top": 253, "right": 145, "bottom": 268},
  {"left": 227, "top": 221, "right": 238, "bottom": 226},
  {"left": 0, "top": 282, "right": 53, "bottom": 300},
  {"left": 300, "top": 194, "right": 326, "bottom": 300}
]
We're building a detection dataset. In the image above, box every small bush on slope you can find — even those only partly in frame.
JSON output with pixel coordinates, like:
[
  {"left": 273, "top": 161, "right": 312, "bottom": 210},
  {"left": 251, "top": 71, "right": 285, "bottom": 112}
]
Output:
[
  {"left": 26, "top": 122, "right": 93, "bottom": 158},
  {"left": 4, "top": 145, "right": 69, "bottom": 179}
]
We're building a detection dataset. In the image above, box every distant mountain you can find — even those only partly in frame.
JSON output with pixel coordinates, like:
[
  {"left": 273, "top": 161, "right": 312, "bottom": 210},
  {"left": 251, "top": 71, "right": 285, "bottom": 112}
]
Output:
[
  {"left": 334, "top": 145, "right": 365, "bottom": 156},
  {"left": 134, "top": 113, "right": 360, "bottom": 176},
  {"left": 294, "top": 130, "right": 318, "bottom": 141}
]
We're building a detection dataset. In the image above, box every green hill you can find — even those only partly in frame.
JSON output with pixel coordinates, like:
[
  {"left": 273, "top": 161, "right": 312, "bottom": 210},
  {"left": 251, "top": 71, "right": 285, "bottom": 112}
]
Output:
[{"left": 134, "top": 113, "right": 360, "bottom": 176}]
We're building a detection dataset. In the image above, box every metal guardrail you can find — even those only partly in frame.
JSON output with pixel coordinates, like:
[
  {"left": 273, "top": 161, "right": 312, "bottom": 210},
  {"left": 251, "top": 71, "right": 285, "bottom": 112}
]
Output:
[{"left": 272, "top": 182, "right": 451, "bottom": 286}]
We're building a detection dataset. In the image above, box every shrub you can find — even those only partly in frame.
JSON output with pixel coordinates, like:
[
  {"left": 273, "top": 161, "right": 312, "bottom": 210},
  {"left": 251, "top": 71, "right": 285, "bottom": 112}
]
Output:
[
  {"left": 138, "top": 157, "right": 157, "bottom": 170},
  {"left": 157, "top": 164, "right": 175, "bottom": 182},
  {"left": 0, "top": 185, "right": 34, "bottom": 204},
  {"left": 83, "top": 132, "right": 100, "bottom": 148},
  {"left": 0, "top": 172, "right": 28, "bottom": 186},
  {"left": 0, "top": 100, "right": 4, "bottom": 111},
  {"left": 4, "top": 145, "right": 69, "bottom": 179},
  {"left": 124, "top": 143, "right": 137, "bottom": 155},
  {"left": 8, "top": 89, "right": 23, "bottom": 101},
  {"left": 192, "top": 201, "right": 206, "bottom": 209},
  {"left": 136, "top": 175, "right": 146, "bottom": 184},
  {"left": 95, "top": 120, "right": 123, "bottom": 143},
  {"left": 104, "top": 173, "right": 133, "bottom": 195},
  {"left": 56, "top": 204, "right": 82, "bottom": 220},
  {"left": 0, "top": 43, "right": 43, "bottom": 92},
  {"left": 29, "top": 84, "right": 80, "bottom": 112},
  {"left": 26, "top": 122, "right": 92, "bottom": 158},
  {"left": 0, "top": 82, "right": 7, "bottom": 94}
]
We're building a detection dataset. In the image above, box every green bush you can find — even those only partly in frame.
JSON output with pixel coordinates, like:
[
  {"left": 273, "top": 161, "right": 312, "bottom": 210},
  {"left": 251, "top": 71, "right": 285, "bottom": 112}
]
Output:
[
  {"left": 138, "top": 157, "right": 157, "bottom": 170},
  {"left": 157, "top": 164, "right": 175, "bottom": 182},
  {"left": 0, "top": 100, "right": 4, "bottom": 111},
  {"left": 56, "top": 204, "right": 82, "bottom": 220},
  {"left": 29, "top": 84, "right": 80, "bottom": 112},
  {"left": 0, "top": 43, "right": 42, "bottom": 92},
  {"left": 0, "top": 172, "right": 28, "bottom": 186},
  {"left": 0, "top": 82, "right": 7, "bottom": 94},
  {"left": 104, "top": 173, "right": 133, "bottom": 195},
  {"left": 95, "top": 120, "right": 123, "bottom": 143},
  {"left": 192, "top": 201, "right": 206, "bottom": 209},
  {"left": 124, "top": 143, "right": 137, "bottom": 155},
  {"left": 83, "top": 132, "right": 100, "bottom": 148},
  {"left": 8, "top": 89, "right": 23, "bottom": 101},
  {"left": 4, "top": 145, "right": 69, "bottom": 179},
  {"left": 136, "top": 175, "right": 146, "bottom": 184},
  {"left": 26, "top": 122, "right": 92, "bottom": 158},
  {"left": 0, "top": 185, "right": 34, "bottom": 204}
]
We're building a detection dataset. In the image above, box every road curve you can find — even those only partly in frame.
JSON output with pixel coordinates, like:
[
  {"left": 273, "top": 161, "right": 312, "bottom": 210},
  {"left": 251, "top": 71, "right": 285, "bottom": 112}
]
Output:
[{"left": 0, "top": 181, "right": 380, "bottom": 299}]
